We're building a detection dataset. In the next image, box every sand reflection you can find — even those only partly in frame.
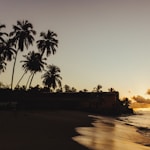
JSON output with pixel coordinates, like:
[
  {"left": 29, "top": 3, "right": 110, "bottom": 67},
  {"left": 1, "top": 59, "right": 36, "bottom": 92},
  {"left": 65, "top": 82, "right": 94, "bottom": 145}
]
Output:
[{"left": 73, "top": 116, "right": 150, "bottom": 150}]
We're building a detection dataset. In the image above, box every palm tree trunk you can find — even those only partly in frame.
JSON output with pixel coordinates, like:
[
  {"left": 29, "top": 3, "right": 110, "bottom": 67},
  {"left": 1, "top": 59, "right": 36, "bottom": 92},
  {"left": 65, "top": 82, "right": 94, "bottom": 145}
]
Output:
[
  {"left": 26, "top": 73, "right": 33, "bottom": 89},
  {"left": 29, "top": 72, "right": 35, "bottom": 88},
  {"left": 41, "top": 50, "right": 45, "bottom": 57},
  {"left": 11, "top": 50, "right": 19, "bottom": 90},
  {"left": 15, "top": 71, "right": 27, "bottom": 88}
]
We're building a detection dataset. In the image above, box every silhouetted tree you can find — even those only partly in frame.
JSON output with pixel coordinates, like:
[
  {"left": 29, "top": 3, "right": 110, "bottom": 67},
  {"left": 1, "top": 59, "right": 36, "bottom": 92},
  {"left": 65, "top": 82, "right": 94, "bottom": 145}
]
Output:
[
  {"left": 28, "top": 84, "right": 41, "bottom": 92},
  {"left": 0, "top": 39, "right": 16, "bottom": 61},
  {"left": 42, "top": 65, "right": 62, "bottom": 90},
  {"left": 64, "top": 84, "right": 71, "bottom": 92},
  {"left": 9, "top": 20, "right": 36, "bottom": 89},
  {"left": 37, "top": 30, "right": 58, "bottom": 57},
  {"left": 14, "top": 85, "right": 26, "bottom": 91},
  {"left": 93, "top": 84, "right": 102, "bottom": 92},
  {"left": 0, "top": 24, "right": 16, "bottom": 74},
  {"left": 83, "top": 89, "right": 88, "bottom": 92},
  {"left": 16, "top": 51, "right": 46, "bottom": 89},
  {"left": 71, "top": 87, "right": 77, "bottom": 92},
  {"left": 108, "top": 87, "right": 115, "bottom": 92},
  {"left": 56, "top": 87, "right": 63, "bottom": 93}
]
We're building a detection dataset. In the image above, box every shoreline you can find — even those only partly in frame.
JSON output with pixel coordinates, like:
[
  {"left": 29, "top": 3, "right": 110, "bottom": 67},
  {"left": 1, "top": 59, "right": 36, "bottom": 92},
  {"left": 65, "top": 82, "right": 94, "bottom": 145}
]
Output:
[
  {"left": 0, "top": 110, "right": 149, "bottom": 150},
  {"left": 73, "top": 114, "right": 150, "bottom": 150}
]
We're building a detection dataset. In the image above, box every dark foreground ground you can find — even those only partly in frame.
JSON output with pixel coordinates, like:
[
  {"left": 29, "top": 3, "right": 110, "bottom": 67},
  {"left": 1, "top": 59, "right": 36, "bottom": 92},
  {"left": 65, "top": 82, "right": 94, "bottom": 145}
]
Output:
[{"left": 0, "top": 110, "right": 92, "bottom": 150}]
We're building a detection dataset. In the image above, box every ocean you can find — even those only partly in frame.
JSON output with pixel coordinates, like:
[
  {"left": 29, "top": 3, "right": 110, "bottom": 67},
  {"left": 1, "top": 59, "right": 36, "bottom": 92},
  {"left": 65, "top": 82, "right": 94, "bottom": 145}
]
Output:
[
  {"left": 119, "top": 108, "right": 150, "bottom": 139},
  {"left": 73, "top": 108, "right": 150, "bottom": 150}
]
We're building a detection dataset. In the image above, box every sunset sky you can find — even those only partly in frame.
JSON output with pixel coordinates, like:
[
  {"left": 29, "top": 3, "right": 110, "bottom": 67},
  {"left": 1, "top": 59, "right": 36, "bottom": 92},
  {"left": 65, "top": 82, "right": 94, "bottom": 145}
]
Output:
[{"left": 1, "top": 0, "right": 150, "bottom": 100}]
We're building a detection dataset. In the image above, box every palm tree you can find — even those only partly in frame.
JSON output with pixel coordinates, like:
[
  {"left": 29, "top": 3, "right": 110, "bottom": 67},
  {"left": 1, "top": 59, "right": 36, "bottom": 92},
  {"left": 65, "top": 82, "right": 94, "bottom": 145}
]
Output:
[
  {"left": 37, "top": 30, "right": 58, "bottom": 57},
  {"left": 0, "top": 39, "right": 16, "bottom": 76},
  {"left": 93, "top": 84, "right": 102, "bottom": 92},
  {"left": 108, "top": 87, "right": 115, "bottom": 92},
  {"left": 71, "top": 87, "right": 77, "bottom": 93},
  {"left": 64, "top": 84, "right": 71, "bottom": 92},
  {"left": 42, "top": 65, "right": 62, "bottom": 90},
  {"left": 16, "top": 51, "right": 46, "bottom": 89},
  {"left": 9, "top": 20, "right": 36, "bottom": 89},
  {"left": 0, "top": 39, "right": 16, "bottom": 61},
  {"left": 0, "top": 25, "right": 16, "bottom": 74}
]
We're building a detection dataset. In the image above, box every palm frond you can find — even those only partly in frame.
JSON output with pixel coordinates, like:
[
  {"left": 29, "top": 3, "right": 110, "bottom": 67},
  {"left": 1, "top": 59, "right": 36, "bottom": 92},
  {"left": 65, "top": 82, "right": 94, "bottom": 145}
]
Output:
[
  {"left": 13, "top": 25, "right": 21, "bottom": 31},
  {"left": 17, "top": 20, "right": 23, "bottom": 27},
  {"left": 0, "top": 24, "right": 6, "bottom": 29},
  {"left": 0, "top": 37, "right": 5, "bottom": 43},
  {"left": 40, "top": 32, "right": 46, "bottom": 37}
]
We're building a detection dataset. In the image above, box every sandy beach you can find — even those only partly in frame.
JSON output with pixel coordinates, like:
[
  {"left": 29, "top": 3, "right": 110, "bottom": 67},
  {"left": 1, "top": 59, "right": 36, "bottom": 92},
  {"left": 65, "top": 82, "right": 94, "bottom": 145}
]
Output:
[
  {"left": 0, "top": 110, "right": 150, "bottom": 150},
  {"left": 0, "top": 110, "right": 92, "bottom": 150}
]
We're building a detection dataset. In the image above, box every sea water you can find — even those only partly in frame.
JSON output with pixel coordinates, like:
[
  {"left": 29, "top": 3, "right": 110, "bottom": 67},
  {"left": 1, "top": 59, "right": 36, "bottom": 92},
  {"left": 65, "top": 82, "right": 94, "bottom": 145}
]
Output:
[
  {"left": 119, "top": 108, "right": 150, "bottom": 138},
  {"left": 73, "top": 108, "right": 150, "bottom": 150}
]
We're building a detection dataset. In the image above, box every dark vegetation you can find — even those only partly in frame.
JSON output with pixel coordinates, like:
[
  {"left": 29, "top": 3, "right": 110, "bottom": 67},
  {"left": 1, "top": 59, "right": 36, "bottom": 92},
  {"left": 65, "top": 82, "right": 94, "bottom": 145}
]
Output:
[
  {"left": 0, "top": 20, "right": 133, "bottom": 116},
  {"left": 0, "top": 86, "right": 133, "bottom": 116}
]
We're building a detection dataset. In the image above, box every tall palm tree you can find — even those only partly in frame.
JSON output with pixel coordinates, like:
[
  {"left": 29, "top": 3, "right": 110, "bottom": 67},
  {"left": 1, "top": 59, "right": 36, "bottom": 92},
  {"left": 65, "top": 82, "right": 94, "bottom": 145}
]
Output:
[
  {"left": 16, "top": 51, "right": 46, "bottom": 89},
  {"left": 37, "top": 30, "right": 58, "bottom": 57},
  {"left": 42, "top": 65, "right": 62, "bottom": 90},
  {"left": 9, "top": 20, "right": 36, "bottom": 89}
]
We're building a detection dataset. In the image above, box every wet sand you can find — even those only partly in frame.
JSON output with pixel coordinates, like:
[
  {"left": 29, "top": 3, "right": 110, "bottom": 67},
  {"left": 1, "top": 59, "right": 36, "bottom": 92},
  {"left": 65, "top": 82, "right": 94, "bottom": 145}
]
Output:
[
  {"left": 73, "top": 115, "right": 150, "bottom": 150},
  {"left": 0, "top": 110, "right": 92, "bottom": 150}
]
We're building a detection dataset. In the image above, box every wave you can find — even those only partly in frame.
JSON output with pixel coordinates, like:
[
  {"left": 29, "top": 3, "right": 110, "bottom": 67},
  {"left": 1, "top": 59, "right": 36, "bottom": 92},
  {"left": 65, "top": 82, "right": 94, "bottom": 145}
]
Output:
[
  {"left": 117, "top": 114, "right": 150, "bottom": 139},
  {"left": 136, "top": 127, "right": 150, "bottom": 138}
]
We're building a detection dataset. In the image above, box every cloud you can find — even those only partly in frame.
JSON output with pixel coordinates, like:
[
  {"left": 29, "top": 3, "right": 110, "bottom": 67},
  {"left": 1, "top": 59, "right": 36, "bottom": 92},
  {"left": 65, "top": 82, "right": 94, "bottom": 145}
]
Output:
[
  {"left": 146, "top": 89, "right": 150, "bottom": 95},
  {"left": 132, "top": 95, "right": 150, "bottom": 104}
]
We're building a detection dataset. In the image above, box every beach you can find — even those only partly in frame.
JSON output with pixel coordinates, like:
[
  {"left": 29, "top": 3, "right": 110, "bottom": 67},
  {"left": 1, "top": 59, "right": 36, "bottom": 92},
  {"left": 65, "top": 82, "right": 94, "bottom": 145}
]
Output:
[
  {"left": 0, "top": 110, "right": 150, "bottom": 150},
  {"left": 0, "top": 110, "right": 92, "bottom": 150}
]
